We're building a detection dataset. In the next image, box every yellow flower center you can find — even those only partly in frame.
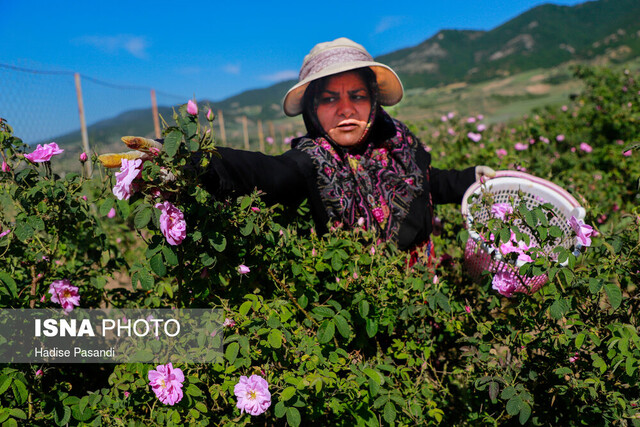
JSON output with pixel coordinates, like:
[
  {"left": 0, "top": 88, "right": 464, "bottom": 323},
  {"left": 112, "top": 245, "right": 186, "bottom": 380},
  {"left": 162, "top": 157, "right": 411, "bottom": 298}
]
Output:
[{"left": 247, "top": 390, "right": 257, "bottom": 400}]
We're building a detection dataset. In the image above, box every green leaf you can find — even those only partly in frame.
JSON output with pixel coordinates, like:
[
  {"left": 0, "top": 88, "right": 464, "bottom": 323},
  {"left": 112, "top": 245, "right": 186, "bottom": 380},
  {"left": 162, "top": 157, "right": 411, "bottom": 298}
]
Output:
[
  {"left": 274, "top": 401, "right": 286, "bottom": 418},
  {"left": 317, "top": 320, "right": 335, "bottom": 344},
  {"left": 225, "top": 342, "right": 239, "bottom": 364},
  {"left": 134, "top": 207, "right": 152, "bottom": 229},
  {"left": 333, "top": 314, "right": 352, "bottom": 338},
  {"left": 280, "top": 386, "right": 296, "bottom": 402},
  {"left": 435, "top": 291, "right": 451, "bottom": 313},
  {"left": 268, "top": 329, "right": 283, "bottom": 349},
  {"left": 489, "top": 381, "right": 499, "bottom": 402},
  {"left": 506, "top": 395, "right": 522, "bottom": 416},
  {"left": 162, "top": 247, "right": 179, "bottom": 266},
  {"left": 27, "top": 216, "right": 45, "bottom": 231},
  {"left": 8, "top": 409, "right": 26, "bottom": 420},
  {"left": 358, "top": 300, "right": 369, "bottom": 318},
  {"left": 604, "top": 283, "right": 622, "bottom": 310},
  {"left": 13, "top": 222, "right": 33, "bottom": 242},
  {"left": 575, "top": 333, "right": 586, "bottom": 349},
  {"left": 0, "top": 376, "right": 12, "bottom": 395},
  {"left": 11, "top": 380, "right": 27, "bottom": 405},
  {"left": 164, "top": 130, "right": 182, "bottom": 158},
  {"left": 519, "top": 403, "right": 532, "bottom": 424},
  {"left": 286, "top": 407, "right": 301, "bottom": 427},
  {"left": 363, "top": 368, "right": 384, "bottom": 386},
  {"left": 54, "top": 405, "right": 71, "bottom": 426},
  {"left": 210, "top": 234, "right": 227, "bottom": 252},
  {"left": 549, "top": 298, "right": 570, "bottom": 320},
  {"left": 239, "top": 301, "right": 253, "bottom": 316},
  {"left": 501, "top": 386, "right": 516, "bottom": 400},
  {"left": 99, "top": 197, "right": 114, "bottom": 216},
  {"left": 186, "top": 384, "right": 202, "bottom": 397},
  {"left": 240, "top": 196, "right": 252, "bottom": 210},
  {"left": 149, "top": 253, "right": 166, "bottom": 277},
  {"left": 366, "top": 318, "right": 378, "bottom": 337},
  {"left": 0, "top": 273, "right": 17, "bottom": 298},
  {"left": 383, "top": 401, "right": 397, "bottom": 424}
]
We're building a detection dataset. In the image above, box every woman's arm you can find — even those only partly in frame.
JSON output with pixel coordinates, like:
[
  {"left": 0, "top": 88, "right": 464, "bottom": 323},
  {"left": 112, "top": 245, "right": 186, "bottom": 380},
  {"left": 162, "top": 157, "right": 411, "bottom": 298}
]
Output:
[
  {"left": 201, "top": 147, "right": 311, "bottom": 206},
  {"left": 429, "top": 166, "right": 477, "bottom": 205}
]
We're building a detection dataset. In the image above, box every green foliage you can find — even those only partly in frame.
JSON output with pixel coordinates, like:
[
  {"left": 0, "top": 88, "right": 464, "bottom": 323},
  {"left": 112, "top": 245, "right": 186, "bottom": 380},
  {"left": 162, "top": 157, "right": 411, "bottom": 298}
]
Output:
[{"left": 0, "top": 66, "right": 639, "bottom": 425}]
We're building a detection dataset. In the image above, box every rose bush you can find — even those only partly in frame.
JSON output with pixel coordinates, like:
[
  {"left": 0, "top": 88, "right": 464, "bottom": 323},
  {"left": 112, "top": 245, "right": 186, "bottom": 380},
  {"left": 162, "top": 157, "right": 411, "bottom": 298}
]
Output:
[{"left": 0, "top": 65, "right": 638, "bottom": 425}]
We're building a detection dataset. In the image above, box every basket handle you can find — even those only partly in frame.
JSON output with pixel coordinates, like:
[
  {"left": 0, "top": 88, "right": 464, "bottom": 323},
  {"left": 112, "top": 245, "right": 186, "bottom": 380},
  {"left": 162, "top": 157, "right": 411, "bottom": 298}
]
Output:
[{"left": 461, "top": 170, "right": 584, "bottom": 217}]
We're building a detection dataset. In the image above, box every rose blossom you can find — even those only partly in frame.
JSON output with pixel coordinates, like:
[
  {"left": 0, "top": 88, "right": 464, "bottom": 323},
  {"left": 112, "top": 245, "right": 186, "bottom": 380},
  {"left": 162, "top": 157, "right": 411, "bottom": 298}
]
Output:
[
  {"left": 187, "top": 100, "right": 198, "bottom": 115},
  {"left": 568, "top": 216, "right": 595, "bottom": 247},
  {"left": 107, "top": 207, "right": 116, "bottom": 219},
  {"left": 155, "top": 201, "right": 187, "bottom": 245},
  {"left": 496, "top": 148, "right": 508, "bottom": 159},
  {"left": 148, "top": 363, "right": 184, "bottom": 405},
  {"left": 24, "top": 142, "right": 64, "bottom": 162},
  {"left": 579, "top": 142, "right": 593, "bottom": 153},
  {"left": 492, "top": 271, "right": 520, "bottom": 297},
  {"left": 113, "top": 158, "right": 143, "bottom": 200},
  {"left": 1, "top": 161, "right": 9, "bottom": 172},
  {"left": 514, "top": 142, "right": 528, "bottom": 151},
  {"left": 48, "top": 279, "right": 80, "bottom": 312},
  {"left": 467, "top": 132, "right": 481, "bottom": 142},
  {"left": 79, "top": 152, "right": 88, "bottom": 162},
  {"left": 0, "top": 229, "right": 10, "bottom": 238},
  {"left": 238, "top": 264, "right": 250, "bottom": 274},
  {"left": 206, "top": 109, "right": 214, "bottom": 120},
  {"left": 223, "top": 318, "right": 236, "bottom": 328},
  {"left": 234, "top": 375, "right": 271, "bottom": 416},
  {"left": 556, "top": 134, "right": 565, "bottom": 142},
  {"left": 491, "top": 203, "right": 514, "bottom": 220}
]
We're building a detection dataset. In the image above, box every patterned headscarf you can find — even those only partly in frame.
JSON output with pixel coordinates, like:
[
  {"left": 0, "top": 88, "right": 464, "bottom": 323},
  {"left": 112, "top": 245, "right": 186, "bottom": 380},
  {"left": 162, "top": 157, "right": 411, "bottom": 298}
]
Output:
[{"left": 294, "top": 72, "right": 425, "bottom": 242}]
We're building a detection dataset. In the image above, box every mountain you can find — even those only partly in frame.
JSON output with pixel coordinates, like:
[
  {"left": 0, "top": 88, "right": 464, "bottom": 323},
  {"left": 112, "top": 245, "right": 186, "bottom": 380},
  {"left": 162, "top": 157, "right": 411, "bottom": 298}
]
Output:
[{"left": 48, "top": 0, "right": 640, "bottom": 153}]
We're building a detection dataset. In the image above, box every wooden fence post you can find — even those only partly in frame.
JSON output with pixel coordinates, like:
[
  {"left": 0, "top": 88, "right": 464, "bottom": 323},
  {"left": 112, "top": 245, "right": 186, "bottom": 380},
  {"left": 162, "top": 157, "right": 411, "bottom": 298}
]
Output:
[
  {"left": 218, "top": 110, "right": 227, "bottom": 146},
  {"left": 150, "top": 89, "right": 161, "bottom": 139},
  {"left": 74, "top": 73, "right": 92, "bottom": 176},
  {"left": 258, "top": 120, "right": 265, "bottom": 152},
  {"left": 242, "top": 116, "right": 249, "bottom": 150}
]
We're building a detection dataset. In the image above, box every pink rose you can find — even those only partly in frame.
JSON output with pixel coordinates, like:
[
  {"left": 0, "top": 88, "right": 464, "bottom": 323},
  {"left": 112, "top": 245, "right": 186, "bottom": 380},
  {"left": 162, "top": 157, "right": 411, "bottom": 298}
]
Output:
[
  {"left": 514, "top": 142, "right": 528, "bottom": 151},
  {"left": 496, "top": 148, "right": 508, "bottom": 159},
  {"left": 113, "top": 158, "right": 143, "bottom": 201},
  {"left": 238, "top": 264, "right": 250, "bottom": 274},
  {"left": 568, "top": 216, "right": 594, "bottom": 247},
  {"left": 556, "top": 134, "right": 565, "bottom": 142},
  {"left": 48, "top": 279, "right": 80, "bottom": 312},
  {"left": 206, "top": 109, "right": 214, "bottom": 120},
  {"left": 24, "top": 142, "right": 64, "bottom": 162},
  {"left": 492, "top": 271, "right": 520, "bottom": 297},
  {"left": 467, "top": 132, "right": 482, "bottom": 142},
  {"left": 491, "top": 203, "right": 514, "bottom": 220},
  {"left": 187, "top": 100, "right": 198, "bottom": 115},
  {"left": 107, "top": 207, "right": 116, "bottom": 219},
  {"left": 155, "top": 201, "right": 187, "bottom": 245},
  {"left": 234, "top": 375, "right": 271, "bottom": 416},
  {"left": 1, "top": 161, "right": 9, "bottom": 172},
  {"left": 148, "top": 363, "right": 184, "bottom": 405},
  {"left": 579, "top": 142, "right": 593, "bottom": 153},
  {"left": 79, "top": 152, "right": 88, "bottom": 162}
]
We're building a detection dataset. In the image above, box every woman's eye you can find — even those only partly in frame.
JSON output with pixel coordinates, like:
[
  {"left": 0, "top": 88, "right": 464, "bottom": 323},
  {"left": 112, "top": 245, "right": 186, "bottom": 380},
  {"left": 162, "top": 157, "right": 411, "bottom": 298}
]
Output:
[
  {"left": 319, "top": 97, "right": 336, "bottom": 104},
  {"left": 351, "top": 94, "right": 368, "bottom": 101}
]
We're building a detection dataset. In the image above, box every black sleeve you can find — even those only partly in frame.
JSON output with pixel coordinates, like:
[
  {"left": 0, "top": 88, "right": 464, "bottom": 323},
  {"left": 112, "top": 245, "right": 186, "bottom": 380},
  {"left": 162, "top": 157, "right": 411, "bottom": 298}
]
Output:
[
  {"left": 430, "top": 166, "right": 476, "bottom": 205},
  {"left": 200, "top": 147, "right": 311, "bottom": 206}
]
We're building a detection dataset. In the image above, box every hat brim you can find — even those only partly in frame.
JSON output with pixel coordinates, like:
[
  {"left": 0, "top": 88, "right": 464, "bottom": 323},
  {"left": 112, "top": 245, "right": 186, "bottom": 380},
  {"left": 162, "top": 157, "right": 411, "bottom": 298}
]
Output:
[{"left": 282, "top": 62, "right": 404, "bottom": 117}]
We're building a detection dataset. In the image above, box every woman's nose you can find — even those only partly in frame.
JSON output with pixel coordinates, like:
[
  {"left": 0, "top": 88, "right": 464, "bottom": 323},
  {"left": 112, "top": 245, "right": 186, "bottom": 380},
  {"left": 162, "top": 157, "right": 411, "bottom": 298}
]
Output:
[{"left": 337, "top": 98, "right": 355, "bottom": 117}]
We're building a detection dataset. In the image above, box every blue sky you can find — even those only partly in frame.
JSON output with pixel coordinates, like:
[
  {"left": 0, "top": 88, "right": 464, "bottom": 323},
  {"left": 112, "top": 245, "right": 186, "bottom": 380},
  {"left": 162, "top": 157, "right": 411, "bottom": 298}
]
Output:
[
  {"left": 1, "top": 0, "right": 588, "bottom": 143},
  {"left": 2, "top": 0, "right": 589, "bottom": 101}
]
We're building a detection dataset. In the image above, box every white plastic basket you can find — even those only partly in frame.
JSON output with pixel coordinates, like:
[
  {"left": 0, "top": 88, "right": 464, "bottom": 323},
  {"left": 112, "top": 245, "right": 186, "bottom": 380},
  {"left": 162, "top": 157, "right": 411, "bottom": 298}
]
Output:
[{"left": 460, "top": 170, "right": 586, "bottom": 294}]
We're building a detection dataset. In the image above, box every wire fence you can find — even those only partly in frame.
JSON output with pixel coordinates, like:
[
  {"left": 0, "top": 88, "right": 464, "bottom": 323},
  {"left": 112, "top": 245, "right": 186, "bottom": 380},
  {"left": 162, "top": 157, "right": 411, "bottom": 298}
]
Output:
[{"left": 0, "top": 63, "right": 306, "bottom": 166}]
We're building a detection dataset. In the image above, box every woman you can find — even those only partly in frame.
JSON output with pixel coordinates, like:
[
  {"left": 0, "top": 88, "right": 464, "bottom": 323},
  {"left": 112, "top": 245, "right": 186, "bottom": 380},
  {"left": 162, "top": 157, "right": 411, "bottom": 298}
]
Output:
[{"left": 108, "top": 38, "right": 495, "bottom": 263}]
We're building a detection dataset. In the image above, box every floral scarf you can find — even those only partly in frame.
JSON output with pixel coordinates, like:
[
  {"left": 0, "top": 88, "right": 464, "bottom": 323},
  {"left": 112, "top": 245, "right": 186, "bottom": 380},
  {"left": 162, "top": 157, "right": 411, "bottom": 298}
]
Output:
[{"left": 293, "top": 109, "right": 426, "bottom": 243}]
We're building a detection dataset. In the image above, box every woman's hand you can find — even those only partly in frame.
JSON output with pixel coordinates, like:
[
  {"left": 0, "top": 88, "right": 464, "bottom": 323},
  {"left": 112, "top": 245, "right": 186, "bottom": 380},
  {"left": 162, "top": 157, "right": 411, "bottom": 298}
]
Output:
[{"left": 475, "top": 165, "right": 496, "bottom": 182}]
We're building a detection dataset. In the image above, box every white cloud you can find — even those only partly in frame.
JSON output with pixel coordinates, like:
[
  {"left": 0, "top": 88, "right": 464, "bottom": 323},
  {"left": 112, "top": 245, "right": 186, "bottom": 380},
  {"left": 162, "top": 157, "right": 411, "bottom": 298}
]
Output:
[
  {"left": 222, "top": 63, "right": 241, "bottom": 75},
  {"left": 374, "top": 16, "right": 403, "bottom": 34},
  {"left": 260, "top": 70, "right": 298, "bottom": 82},
  {"left": 74, "top": 34, "right": 149, "bottom": 59}
]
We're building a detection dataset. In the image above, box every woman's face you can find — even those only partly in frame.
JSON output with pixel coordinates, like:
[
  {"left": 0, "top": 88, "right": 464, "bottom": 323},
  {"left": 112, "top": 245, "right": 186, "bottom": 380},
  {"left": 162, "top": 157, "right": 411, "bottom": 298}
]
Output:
[{"left": 315, "top": 71, "right": 372, "bottom": 147}]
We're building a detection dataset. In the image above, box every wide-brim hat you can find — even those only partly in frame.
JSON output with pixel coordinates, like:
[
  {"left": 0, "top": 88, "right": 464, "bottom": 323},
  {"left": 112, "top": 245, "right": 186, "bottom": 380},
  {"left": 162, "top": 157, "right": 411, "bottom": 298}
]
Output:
[{"left": 283, "top": 37, "right": 404, "bottom": 117}]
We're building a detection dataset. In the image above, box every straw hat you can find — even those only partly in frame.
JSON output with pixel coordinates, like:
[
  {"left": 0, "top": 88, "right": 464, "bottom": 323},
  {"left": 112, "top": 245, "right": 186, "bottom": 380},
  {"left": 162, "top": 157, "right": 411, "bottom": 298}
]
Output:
[{"left": 283, "top": 37, "right": 404, "bottom": 117}]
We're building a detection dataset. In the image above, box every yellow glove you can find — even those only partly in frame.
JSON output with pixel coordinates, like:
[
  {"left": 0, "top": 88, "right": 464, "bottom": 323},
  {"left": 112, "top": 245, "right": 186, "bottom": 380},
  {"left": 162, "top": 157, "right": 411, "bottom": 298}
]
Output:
[{"left": 97, "top": 136, "right": 161, "bottom": 169}]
